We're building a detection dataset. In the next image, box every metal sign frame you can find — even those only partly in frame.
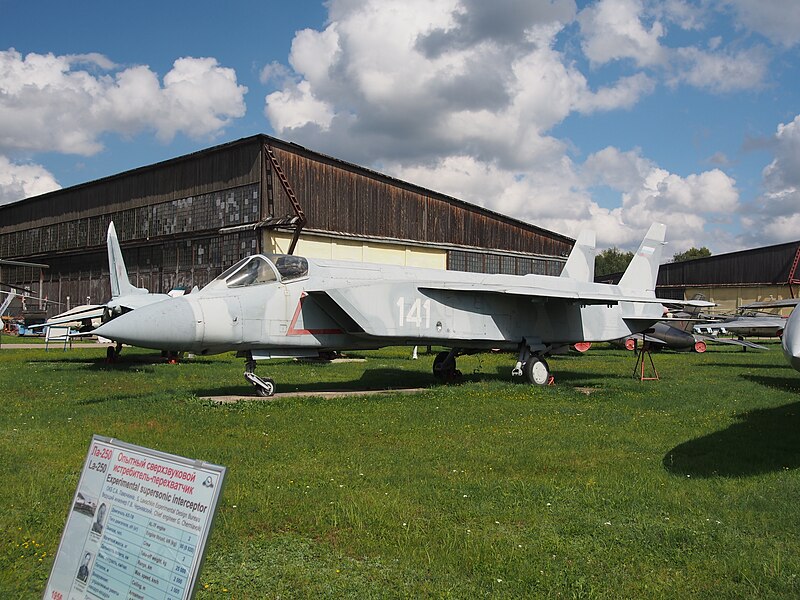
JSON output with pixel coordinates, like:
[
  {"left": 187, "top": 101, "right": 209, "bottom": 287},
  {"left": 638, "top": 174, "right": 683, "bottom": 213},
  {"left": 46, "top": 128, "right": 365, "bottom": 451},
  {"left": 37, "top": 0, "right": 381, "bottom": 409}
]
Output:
[{"left": 44, "top": 435, "right": 226, "bottom": 600}]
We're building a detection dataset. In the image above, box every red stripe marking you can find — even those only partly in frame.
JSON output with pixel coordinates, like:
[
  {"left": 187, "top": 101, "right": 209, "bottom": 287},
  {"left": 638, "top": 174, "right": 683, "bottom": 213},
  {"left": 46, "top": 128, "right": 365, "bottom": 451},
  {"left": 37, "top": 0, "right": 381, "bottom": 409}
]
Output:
[{"left": 286, "top": 292, "right": 343, "bottom": 336}]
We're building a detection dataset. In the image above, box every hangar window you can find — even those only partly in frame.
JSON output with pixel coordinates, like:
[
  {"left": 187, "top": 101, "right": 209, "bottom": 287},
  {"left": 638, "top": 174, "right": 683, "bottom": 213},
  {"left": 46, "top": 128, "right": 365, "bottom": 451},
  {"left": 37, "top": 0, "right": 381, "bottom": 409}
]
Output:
[
  {"left": 224, "top": 256, "right": 278, "bottom": 288},
  {"left": 448, "top": 250, "right": 564, "bottom": 276}
]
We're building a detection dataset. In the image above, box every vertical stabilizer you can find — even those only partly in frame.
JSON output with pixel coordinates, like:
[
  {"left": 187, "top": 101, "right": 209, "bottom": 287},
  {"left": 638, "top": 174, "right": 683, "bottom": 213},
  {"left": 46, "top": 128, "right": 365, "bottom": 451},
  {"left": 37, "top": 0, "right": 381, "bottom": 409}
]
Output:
[
  {"left": 618, "top": 223, "right": 666, "bottom": 295},
  {"left": 560, "top": 230, "right": 596, "bottom": 282},
  {"left": 107, "top": 222, "right": 147, "bottom": 298}
]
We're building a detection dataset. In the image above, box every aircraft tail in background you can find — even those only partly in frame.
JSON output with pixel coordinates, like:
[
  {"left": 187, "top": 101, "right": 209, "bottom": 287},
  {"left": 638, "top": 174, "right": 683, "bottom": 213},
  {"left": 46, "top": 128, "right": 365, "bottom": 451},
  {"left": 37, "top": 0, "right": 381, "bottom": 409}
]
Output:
[
  {"left": 107, "top": 221, "right": 148, "bottom": 298},
  {"left": 618, "top": 223, "right": 666, "bottom": 295},
  {"left": 560, "top": 230, "right": 596, "bottom": 283}
]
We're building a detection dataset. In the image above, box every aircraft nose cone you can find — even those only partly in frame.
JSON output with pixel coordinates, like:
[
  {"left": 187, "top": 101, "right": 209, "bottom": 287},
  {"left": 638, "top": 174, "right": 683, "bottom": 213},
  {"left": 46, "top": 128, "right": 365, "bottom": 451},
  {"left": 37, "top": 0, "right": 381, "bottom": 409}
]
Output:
[
  {"left": 782, "top": 310, "right": 800, "bottom": 370},
  {"left": 93, "top": 298, "right": 199, "bottom": 350}
]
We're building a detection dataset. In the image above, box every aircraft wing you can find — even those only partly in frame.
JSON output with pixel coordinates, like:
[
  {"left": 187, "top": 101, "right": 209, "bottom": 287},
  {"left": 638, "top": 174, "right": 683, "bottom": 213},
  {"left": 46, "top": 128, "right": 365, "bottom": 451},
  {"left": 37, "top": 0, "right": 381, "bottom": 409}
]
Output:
[
  {"left": 740, "top": 299, "right": 799, "bottom": 309},
  {"left": 695, "top": 318, "right": 785, "bottom": 332},
  {"left": 697, "top": 335, "right": 768, "bottom": 350},
  {"left": 28, "top": 305, "right": 106, "bottom": 329},
  {"left": 417, "top": 283, "right": 671, "bottom": 306},
  {"left": 29, "top": 294, "right": 171, "bottom": 331}
]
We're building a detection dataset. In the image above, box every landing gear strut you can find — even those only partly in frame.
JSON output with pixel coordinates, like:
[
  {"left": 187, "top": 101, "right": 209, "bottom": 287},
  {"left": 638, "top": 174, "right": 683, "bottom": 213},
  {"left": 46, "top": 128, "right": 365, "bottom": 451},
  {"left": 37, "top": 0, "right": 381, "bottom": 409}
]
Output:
[
  {"left": 432, "top": 349, "right": 462, "bottom": 381},
  {"left": 512, "top": 343, "right": 552, "bottom": 385},
  {"left": 243, "top": 355, "right": 275, "bottom": 397},
  {"left": 105, "top": 342, "right": 123, "bottom": 364}
]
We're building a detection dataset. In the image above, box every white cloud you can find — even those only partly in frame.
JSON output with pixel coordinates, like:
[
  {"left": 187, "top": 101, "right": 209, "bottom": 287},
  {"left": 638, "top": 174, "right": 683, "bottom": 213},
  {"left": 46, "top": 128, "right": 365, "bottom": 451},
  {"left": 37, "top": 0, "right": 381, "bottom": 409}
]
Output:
[
  {"left": 0, "top": 155, "right": 60, "bottom": 206},
  {"left": 260, "top": 0, "right": 754, "bottom": 252},
  {"left": 0, "top": 49, "right": 247, "bottom": 156},
  {"left": 578, "top": 0, "right": 667, "bottom": 67},
  {"left": 742, "top": 114, "right": 800, "bottom": 246},
  {"left": 264, "top": 0, "right": 655, "bottom": 169},
  {"left": 669, "top": 45, "right": 768, "bottom": 92},
  {"left": 582, "top": 147, "right": 739, "bottom": 250},
  {"left": 724, "top": 0, "right": 800, "bottom": 47},
  {"left": 655, "top": 0, "right": 707, "bottom": 31},
  {"left": 265, "top": 80, "right": 334, "bottom": 131}
]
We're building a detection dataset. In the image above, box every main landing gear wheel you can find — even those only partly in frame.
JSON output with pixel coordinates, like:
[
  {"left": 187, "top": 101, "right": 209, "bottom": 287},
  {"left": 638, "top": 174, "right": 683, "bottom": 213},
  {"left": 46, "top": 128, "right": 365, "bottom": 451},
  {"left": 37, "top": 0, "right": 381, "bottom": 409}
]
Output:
[
  {"left": 105, "top": 343, "right": 123, "bottom": 364},
  {"left": 433, "top": 351, "right": 462, "bottom": 381},
  {"left": 524, "top": 357, "right": 550, "bottom": 385}
]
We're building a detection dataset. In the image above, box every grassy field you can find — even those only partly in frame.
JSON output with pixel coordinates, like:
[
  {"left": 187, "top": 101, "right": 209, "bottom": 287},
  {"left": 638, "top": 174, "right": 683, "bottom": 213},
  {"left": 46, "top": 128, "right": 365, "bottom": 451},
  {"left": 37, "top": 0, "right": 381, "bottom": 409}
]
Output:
[{"left": 1, "top": 341, "right": 799, "bottom": 598}]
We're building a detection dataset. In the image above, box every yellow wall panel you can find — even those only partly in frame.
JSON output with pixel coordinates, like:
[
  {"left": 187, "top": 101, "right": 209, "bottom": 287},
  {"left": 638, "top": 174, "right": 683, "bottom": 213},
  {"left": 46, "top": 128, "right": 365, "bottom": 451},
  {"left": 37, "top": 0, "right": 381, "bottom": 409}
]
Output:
[{"left": 263, "top": 232, "right": 447, "bottom": 269}]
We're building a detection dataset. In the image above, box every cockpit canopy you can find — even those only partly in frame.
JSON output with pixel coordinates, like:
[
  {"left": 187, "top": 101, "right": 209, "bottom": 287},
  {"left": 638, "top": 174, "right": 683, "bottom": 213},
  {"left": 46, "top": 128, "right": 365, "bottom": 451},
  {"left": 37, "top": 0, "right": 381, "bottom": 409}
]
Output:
[{"left": 213, "top": 254, "right": 309, "bottom": 289}]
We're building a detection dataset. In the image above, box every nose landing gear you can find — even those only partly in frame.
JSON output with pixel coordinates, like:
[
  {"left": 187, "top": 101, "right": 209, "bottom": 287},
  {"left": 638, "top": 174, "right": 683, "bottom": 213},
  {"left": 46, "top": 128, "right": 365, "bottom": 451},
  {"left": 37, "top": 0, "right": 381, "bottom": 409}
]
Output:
[{"left": 243, "top": 355, "right": 275, "bottom": 397}]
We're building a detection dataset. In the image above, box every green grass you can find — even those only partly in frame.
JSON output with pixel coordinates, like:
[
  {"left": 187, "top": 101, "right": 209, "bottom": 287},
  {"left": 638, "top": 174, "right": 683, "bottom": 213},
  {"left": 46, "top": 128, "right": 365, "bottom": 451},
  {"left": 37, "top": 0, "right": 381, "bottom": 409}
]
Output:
[
  {"left": 0, "top": 333, "right": 46, "bottom": 344},
  {"left": 2, "top": 343, "right": 799, "bottom": 598}
]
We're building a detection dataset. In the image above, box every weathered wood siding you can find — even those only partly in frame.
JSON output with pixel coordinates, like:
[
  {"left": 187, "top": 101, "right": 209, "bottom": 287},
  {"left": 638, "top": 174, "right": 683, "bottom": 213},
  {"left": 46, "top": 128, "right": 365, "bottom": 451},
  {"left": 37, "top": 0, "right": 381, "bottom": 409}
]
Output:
[
  {"left": 0, "top": 134, "right": 574, "bottom": 316},
  {"left": 266, "top": 138, "right": 573, "bottom": 258}
]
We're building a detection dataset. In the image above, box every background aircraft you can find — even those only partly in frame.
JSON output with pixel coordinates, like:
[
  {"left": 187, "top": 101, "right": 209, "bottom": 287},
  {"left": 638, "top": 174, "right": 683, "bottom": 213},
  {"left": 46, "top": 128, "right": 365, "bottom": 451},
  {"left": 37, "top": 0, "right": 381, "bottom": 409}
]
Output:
[
  {"left": 93, "top": 224, "right": 695, "bottom": 396},
  {"left": 741, "top": 299, "right": 800, "bottom": 372},
  {"left": 617, "top": 316, "right": 767, "bottom": 353},
  {"left": 37, "top": 221, "right": 172, "bottom": 358},
  {"left": 693, "top": 313, "right": 787, "bottom": 339}
]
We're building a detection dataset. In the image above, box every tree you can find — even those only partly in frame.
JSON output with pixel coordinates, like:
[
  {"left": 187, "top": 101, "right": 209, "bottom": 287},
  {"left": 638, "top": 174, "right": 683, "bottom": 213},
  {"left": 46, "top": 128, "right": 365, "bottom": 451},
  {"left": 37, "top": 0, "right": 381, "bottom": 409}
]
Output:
[
  {"left": 595, "top": 247, "right": 634, "bottom": 277},
  {"left": 672, "top": 246, "right": 712, "bottom": 263}
]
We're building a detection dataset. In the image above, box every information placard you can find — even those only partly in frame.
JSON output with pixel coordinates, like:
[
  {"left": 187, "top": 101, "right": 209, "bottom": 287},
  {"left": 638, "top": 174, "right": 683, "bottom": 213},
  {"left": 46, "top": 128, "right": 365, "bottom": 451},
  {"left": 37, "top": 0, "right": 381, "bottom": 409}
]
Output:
[{"left": 44, "top": 435, "right": 226, "bottom": 600}]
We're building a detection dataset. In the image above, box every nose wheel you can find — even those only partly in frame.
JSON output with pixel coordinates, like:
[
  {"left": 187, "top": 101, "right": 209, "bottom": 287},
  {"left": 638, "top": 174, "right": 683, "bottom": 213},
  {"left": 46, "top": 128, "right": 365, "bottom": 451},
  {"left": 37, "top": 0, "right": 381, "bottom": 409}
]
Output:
[{"left": 244, "top": 359, "right": 275, "bottom": 397}]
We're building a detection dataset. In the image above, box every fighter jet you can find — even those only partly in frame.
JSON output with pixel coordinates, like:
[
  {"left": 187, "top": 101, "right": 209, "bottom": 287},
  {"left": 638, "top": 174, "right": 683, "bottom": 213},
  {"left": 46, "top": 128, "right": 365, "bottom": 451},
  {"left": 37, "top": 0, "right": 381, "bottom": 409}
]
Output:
[
  {"left": 693, "top": 314, "right": 787, "bottom": 339},
  {"left": 618, "top": 316, "right": 767, "bottom": 353},
  {"left": 37, "top": 221, "right": 172, "bottom": 358},
  {"left": 89, "top": 224, "right": 690, "bottom": 395}
]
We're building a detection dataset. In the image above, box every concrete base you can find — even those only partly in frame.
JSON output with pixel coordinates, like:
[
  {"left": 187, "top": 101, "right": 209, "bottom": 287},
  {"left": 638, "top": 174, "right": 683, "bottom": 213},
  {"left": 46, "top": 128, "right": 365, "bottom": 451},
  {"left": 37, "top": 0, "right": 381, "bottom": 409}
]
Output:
[{"left": 206, "top": 387, "right": 428, "bottom": 404}]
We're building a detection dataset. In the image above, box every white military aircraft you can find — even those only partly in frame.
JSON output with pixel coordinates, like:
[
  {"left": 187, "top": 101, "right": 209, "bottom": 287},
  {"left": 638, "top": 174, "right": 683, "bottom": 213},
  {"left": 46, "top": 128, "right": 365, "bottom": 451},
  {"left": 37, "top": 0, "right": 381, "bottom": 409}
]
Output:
[
  {"left": 90, "top": 223, "right": 693, "bottom": 396},
  {"left": 783, "top": 304, "right": 800, "bottom": 372}
]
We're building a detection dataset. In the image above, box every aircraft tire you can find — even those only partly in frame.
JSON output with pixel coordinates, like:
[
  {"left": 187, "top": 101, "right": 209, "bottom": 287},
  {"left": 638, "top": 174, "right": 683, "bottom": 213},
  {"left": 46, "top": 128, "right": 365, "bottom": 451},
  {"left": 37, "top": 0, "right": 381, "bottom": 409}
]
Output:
[
  {"left": 433, "top": 351, "right": 456, "bottom": 380},
  {"left": 524, "top": 357, "right": 550, "bottom": 385},
  {"left": 256, "top": 378, "right": 275, "bottom": 397}
]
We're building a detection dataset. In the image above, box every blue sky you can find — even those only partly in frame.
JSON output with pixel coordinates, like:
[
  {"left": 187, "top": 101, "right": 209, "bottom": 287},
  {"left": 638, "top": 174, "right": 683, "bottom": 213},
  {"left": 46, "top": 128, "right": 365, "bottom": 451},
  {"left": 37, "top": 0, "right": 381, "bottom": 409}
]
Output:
[{"left": 1, "top": 0, "right": 799, "bottom": 255}]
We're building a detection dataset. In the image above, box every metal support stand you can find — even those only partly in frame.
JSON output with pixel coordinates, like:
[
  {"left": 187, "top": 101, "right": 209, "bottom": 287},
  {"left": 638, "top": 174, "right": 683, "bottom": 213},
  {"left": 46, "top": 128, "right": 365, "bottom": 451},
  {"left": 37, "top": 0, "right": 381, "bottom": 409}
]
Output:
[{"left": 632, "top": 342, "right": 659, "bottom": 381}]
